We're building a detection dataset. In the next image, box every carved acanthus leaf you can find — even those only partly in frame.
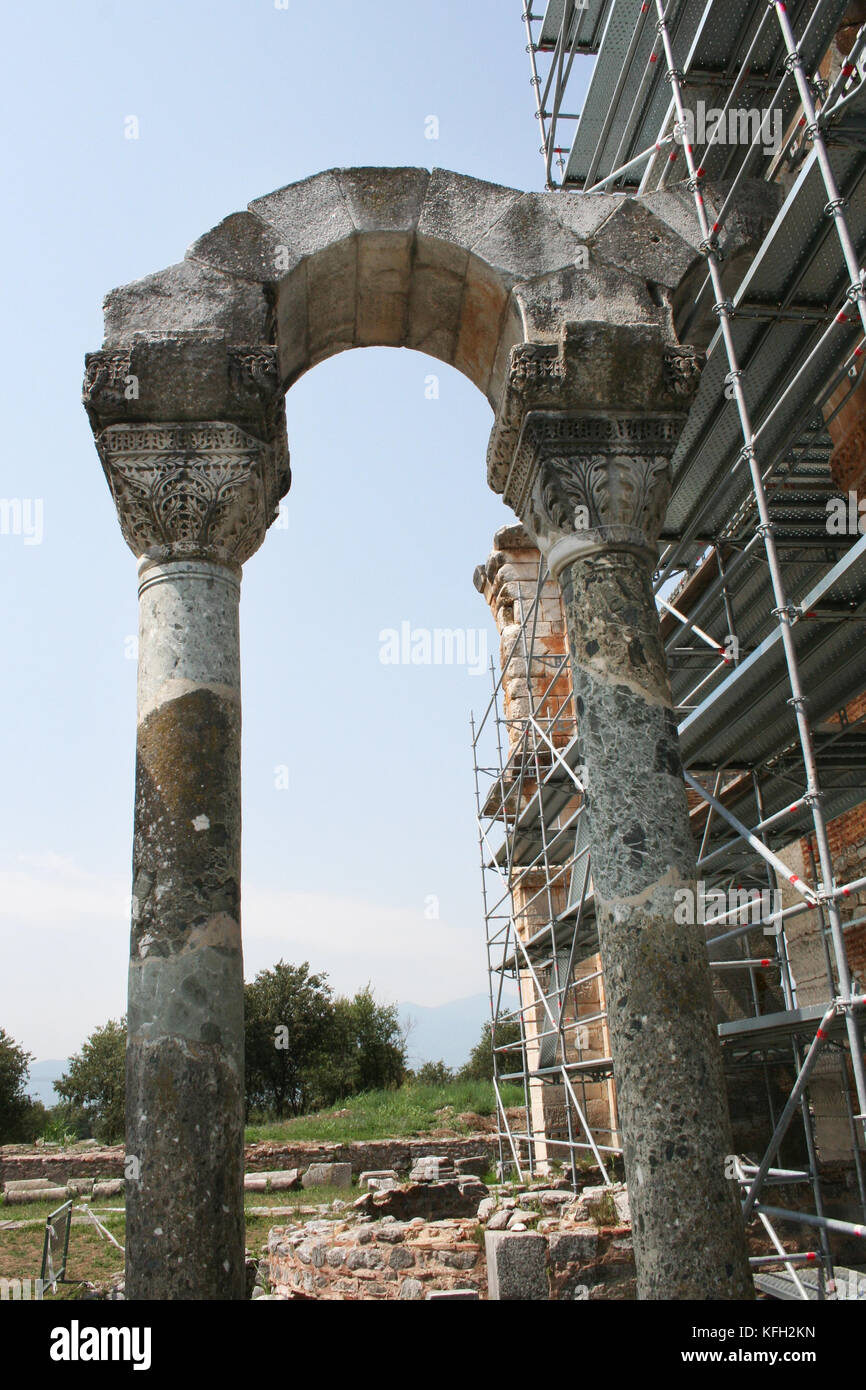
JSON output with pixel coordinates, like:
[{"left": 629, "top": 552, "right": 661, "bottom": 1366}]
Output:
[{"left": 98, "top": 423, "right": 274, "bottom": 566}]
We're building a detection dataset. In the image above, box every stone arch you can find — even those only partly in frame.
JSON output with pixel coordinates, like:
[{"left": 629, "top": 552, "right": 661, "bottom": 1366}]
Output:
[
  {"left": 97, "top": 166, "right": 722, "bottom": 410},
  {"left": 83, "top": 166, "right": 770, "bottom": 1302}
]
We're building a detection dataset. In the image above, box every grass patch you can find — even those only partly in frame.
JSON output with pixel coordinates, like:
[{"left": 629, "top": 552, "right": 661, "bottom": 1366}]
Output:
[
  {"left": 245, "top": 1078, "right": 523, "bottom": 1143},
  {"left": 0, "top": 1197, "right": 125, "bottom": 1297},
  {"left": 0, "top": 1183, "right": 348, "bottom": 1298}
]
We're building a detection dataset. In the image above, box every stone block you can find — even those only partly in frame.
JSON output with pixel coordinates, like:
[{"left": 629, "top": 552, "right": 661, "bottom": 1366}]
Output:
[
  {"left": 426, "top": 1289, "right": 480, "bottom": 1300},
  {"left": 301, "top": 1162, "right": 352, "bottom": 1189},
  {"left": 454, "top": 1155, "right": 488, "bottom": 1178},
  {"left": 409, "top": 1155, "right": 448, "bottom": 1182},
  {"left": 102, "top": 260, "right": 269, "bottom": 346},
  {"left": 485, "top": 1231, "right": 548, "bottom": 1301},
  {"left": 186, "top": 210, "right": 296, "bottom": 283},
  {"left": 582, "top": 1183, "right": 630, "bottom": 1225},
  {"left": 358, "top": 1169, "right": 399, "bottom": 1190},
  {"left": 92, "top": 1179, "right": 124, "bottom": 1199},
  {"left": 548, "top": 1228, "right": 599, "bottom": 1265},
  {"left": 66, "top": 1179, "right": 94, "bottom": 1197},
  {"left": 398, "top": 1277, "right": 425, "bottom": 1300},
  {"left": 245, "top": 1169, "right": 301, "bottom": 1192},
  {"left": 4, "top": 1179, "right": 55, "bottom": 1193}
]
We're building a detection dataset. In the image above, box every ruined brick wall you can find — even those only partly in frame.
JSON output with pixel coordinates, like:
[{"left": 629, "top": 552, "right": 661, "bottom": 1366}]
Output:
[{"left": 474, "top": 528, "right": 618, "bottom": 1168}]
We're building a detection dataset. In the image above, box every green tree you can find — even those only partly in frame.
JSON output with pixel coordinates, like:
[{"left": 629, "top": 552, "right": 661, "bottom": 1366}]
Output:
[
  {"left": 311, "top": 987, "right": 407, "bottom": 1106},
  {"left": 0, "top": 1028, "right": 36, "bottom": 1142},
  {"left": 56, "top": 1018, "right": 126, "bottom": 1144},
  {"left": 458, "top": 1019, "right": 523, "bottom": 1082},
  {"left": 244, "top": 960, "right": 333, "bottom": 1118},
  {"left": 413, "top": 1059, "right": 454, "bottom": 1087}
]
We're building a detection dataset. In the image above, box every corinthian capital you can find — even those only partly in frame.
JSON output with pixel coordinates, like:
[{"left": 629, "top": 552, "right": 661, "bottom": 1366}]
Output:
[
  {"left": 83, "top": 335, "right": 290, "bottom": 567},
  {"left": 487, "top": 322, "right": 700, "bottom": 575},
  {"left": 97, "top": 422, "right": 281, "bottom": 567},
  {"left": 516, "top": 414, "right": 678, "bottom": 577}
]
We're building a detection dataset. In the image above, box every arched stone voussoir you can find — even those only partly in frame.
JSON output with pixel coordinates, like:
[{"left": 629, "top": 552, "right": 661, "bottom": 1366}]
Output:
[
  {"left": 586, "top": 196, "right": 705, "bottom": 292},
  {"left": 186, "top": 210, "right": 297, "bottom": 285}
]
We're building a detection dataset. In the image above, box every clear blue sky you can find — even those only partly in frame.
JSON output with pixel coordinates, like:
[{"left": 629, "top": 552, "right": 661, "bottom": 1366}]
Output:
[{"left": 0, "top": 1, "right": 594, "bottom": 1058}]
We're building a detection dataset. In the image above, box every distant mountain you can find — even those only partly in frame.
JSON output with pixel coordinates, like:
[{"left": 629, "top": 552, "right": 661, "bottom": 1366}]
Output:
[
  {"left": 27, "top": 1059, "right": 69, "bottom": 1108},
  {"left": 399, "top": 994, "right": 517, "bottom": 1072}
]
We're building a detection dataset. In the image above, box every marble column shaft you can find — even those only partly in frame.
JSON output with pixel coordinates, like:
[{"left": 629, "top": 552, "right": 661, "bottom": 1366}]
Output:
[
  {"left": 492, "top": 349, "right": 754, "bottom": 1297},
  {"left": 557, "top": 544, "right": 753, "bottom": 1299},
  {"left": 127, "top": 557, "right": 245, "bottom": 1300}
]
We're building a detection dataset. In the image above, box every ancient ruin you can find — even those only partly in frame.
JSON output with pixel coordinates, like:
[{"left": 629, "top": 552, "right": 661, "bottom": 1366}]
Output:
[
  {"left": 82, "top": 165, "right": 764, "bottom": 1298},
  {"left": 80, "top": 0, "right": 866, "bottom": 1307}
]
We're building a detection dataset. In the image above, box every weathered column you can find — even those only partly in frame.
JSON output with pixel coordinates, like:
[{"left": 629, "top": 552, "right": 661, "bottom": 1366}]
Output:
[
  {"left": 84, "top": 340, "right": 289, "bottom": 1299},
  {"left": 489, "top": 324, "right": 753, "bottom": 1299}
]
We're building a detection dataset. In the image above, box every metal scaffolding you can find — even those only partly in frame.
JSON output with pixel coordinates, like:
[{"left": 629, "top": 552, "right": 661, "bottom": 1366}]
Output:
[{"left": 472, "top": 0, "right": 866, "bottom": 1298}]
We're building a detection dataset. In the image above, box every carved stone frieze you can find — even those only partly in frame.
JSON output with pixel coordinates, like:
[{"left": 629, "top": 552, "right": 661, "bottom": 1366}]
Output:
[{"left": 97, "top": 422, "right": 278, "bottom": 567}]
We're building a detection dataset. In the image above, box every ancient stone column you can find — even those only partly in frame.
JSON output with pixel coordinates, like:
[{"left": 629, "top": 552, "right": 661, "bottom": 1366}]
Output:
[
  {"left": 489, "top": 324, "right": 753, "bottom": 1300},
  {"left": 84, "top": 340, "right": 289, "bottom": 1299}
]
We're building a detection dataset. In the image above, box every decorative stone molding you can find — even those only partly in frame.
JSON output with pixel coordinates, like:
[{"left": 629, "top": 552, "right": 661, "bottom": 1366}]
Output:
[
  {"left": 97, "top": 422, "right": 278, "bottom": 567},
  {"left": 486, "top": 323, "right": 700, "bottom": 573},
  {"left": 514, "top": 413, "right": 679, "bottom": 577},
  {"left": 82, "top": 349, "right": 135, "bottom": 411}
]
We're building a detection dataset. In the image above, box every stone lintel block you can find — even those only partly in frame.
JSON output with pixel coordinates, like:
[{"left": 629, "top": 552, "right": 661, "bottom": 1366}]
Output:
[
  {"left": 102, "top": 260, "right": 270, "bottom": 348},
  {"left": 426, "top": 1289, "right": 479, "bottom": 1299},
  {"left": 485, "top": 1230, "right": 548, "bottom": 1301}
]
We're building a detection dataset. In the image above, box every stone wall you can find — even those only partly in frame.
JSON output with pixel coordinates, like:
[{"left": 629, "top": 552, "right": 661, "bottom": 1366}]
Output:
[
  {"left": 268, "top": 1217, "right": 486, "bottom": 1300},
  {"left": 0, "top": 1136, "right": 499, "bottom": 1188},
  {"left": 267, "top": 1212, "right": 636, "bottom": 1300}
]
